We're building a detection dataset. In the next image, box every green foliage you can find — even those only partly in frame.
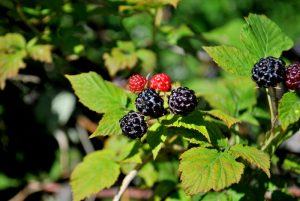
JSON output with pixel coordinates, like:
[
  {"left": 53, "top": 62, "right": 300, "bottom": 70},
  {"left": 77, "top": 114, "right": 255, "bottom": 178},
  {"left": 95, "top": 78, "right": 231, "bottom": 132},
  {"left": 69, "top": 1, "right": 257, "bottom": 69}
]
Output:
[
  {"left": 0, "top": 33, "right": 52, "bottom": 89},
  {"left": 278, "top": 92, "right": 300, "bottom": 130},
  {"left": 203, "top": 110, "right": 239, "bottom": 128},
  {"left": 179, "top": 147, "right": 245, "bottom": 195},
  {"left": 70, "top": 150, "right": 120, "bottom": 201},
  {"left": 146, "top": 123, "right": 168, "bottom": 159},
  {"left": 203, "top": 14, "right": 293, "bottom": 77}
]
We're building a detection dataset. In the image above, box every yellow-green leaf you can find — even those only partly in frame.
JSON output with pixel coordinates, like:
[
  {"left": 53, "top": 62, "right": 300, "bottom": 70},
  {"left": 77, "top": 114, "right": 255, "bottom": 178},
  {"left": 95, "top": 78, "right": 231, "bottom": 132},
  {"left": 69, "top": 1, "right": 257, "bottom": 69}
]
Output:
[
  {"left": 204, "top": 110, "right": 240, "bottom": 128},
  {"left": 0, "top": 33, "right": 27, "bottom": 89},
  {"left": 27, "top": 44, "right": 53, "bottom": 63},
  {"left": 103, "top": 41, "right": 137, "bottom": 77},
  {"left": 179, "top": 147, "right": 244, "bottom": 195},
  {"left": 71, "top": 150, "right": 120, "bottom": 201},
  {"left": 146, "top": 123, "right": 167, "bottom": 159},
  {"left": 229, "top": 144, "right": 270, "bottom": 177}
]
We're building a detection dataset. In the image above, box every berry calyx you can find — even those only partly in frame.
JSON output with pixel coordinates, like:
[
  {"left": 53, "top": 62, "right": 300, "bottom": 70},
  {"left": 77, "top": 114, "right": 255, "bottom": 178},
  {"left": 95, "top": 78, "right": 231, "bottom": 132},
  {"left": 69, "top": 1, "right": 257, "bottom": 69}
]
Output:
[
  {"left": 128, "top": 74, "right": 147, "bottom": 92},
  {"left": 119, "top": 111, "right": 147, "bottom": 139},
  {"left": 149, "top": 73, "right": 172, "bottom": 92},
  {"left": 136, "top": 88, "right": 165, "bottom": 118},
  {"left": 168, "top": 87, "right": 197, "bottom": 115},
  {"left": 285, "top": 63, "right": 300, "bottom": 90},
  {"left": 251, "top": 56, "right": 285, "bottom": 88}
]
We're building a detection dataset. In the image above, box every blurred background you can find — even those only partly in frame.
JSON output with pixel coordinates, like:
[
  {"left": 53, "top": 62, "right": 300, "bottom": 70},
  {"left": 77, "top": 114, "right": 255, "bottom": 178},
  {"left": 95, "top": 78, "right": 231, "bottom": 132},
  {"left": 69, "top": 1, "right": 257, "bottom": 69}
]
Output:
[{"left": 1, "top": 0, "right": 300, "bottom": 200}]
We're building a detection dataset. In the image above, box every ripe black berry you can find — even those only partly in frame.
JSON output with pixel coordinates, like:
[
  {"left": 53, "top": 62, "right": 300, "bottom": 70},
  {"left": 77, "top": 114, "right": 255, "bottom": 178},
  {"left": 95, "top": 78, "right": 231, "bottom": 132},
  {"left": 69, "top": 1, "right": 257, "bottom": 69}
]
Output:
[
  {"left": 251, "top": 56, "right": 285, "bottom": 88},
  {"left": 119, "top": 111, "right": 147, "bottom": 139},
  {"left": 168, "top": 87, "right": 197, "bottom": 115},
  {"left": 285, "top": 63, "right": 300, "bottom": 90},
  {"left": 135, "top": 88, "right": 165, "bottom": 118}
]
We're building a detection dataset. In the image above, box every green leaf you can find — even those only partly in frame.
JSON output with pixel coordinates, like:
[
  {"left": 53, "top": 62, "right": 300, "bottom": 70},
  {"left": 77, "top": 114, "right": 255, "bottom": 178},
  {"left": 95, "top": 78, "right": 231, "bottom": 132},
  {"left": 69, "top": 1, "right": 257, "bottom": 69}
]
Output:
[
  {"left": 103, "top": 41, "right": 138, "bottom": 76},
  {"left": 179, "top": 147, "right": 244, "bottom": 195},
  {"left": 146, "top": 123, "right": 168, "bottom": 159},
  {"left": 0, "top": 33, "right": 27, "bottom": 89},
  {"left": 241, "top": 14, "right": 294, "bottom": 60},
  {"left": 204, "top": 110, "right": 240, "bottom": 128},
  {"left": 65, "top": 72, "right": 128, "bottom": 113},
  {"left": 104, "top": 135, "right": 142, "bottom": 163},
  {"left": 229, "top": 144, "right": 270, "bottom": 177},
  {"left": 203, "top": 45, "right": 255, "bottom": 76},
  {"left": 136, "top": 49, "right": 157, "bottom": 72},
  {"left": 163, "top": 112, "right": 210, "bottom": 142},
  {"left": 138, "top": 162, "right": 158, "bottom": 187},
  {"left": 71, "top": 150, "right": 120, "bottom": 201},
  {"left": 279, "top": 92, "right": 300, "bottom": 129},
  {"left": 90, "top": 110, "right": 126, "bottom": 137}
]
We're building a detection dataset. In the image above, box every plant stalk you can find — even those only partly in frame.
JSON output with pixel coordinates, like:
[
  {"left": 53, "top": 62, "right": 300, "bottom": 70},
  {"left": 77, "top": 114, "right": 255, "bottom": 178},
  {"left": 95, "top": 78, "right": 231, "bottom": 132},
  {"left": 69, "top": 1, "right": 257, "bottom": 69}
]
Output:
[{"left": 266, "top": 87, "right": 278, "bottom": 129}]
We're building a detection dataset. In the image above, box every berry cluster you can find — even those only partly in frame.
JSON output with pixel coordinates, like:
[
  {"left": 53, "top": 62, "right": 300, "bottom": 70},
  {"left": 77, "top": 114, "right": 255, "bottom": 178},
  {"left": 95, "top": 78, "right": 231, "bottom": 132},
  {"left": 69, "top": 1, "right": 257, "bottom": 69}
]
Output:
[
  {"left": 251, "top": 57, "right": 300, "bottom": 90},
  {"left": 119, "top": 73, "right": 198, "bottom": 139}
]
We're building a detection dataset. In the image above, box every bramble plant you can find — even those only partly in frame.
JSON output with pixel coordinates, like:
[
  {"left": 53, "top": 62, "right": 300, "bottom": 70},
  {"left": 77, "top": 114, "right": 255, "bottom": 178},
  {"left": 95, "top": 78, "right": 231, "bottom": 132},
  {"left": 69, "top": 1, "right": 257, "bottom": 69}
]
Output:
[{"left": 66, "top": 12, "right": 300, "bottom": 201}]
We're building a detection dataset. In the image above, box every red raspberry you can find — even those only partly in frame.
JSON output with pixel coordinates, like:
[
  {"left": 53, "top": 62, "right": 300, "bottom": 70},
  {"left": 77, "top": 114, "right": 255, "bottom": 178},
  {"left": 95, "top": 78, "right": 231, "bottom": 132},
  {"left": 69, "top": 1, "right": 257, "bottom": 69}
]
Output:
[
  {"left": 149, "top": 73, "right": 171, "bottom": 92},
  {"left": 128, "top": 74, "right": 147, "bottom": 92},
  {"left": 285, "top": 63, "right": 300, "bottom": 90}
]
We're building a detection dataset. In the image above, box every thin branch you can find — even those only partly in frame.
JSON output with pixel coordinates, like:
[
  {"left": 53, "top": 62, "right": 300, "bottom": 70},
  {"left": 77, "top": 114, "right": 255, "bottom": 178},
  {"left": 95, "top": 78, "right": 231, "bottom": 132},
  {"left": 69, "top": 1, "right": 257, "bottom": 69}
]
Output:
[
  {"left": 76, "top": 124, "right": 95, "bottom": 154},
  {"left": 112, "top": 170, "right": 138, "bottom": 201}
]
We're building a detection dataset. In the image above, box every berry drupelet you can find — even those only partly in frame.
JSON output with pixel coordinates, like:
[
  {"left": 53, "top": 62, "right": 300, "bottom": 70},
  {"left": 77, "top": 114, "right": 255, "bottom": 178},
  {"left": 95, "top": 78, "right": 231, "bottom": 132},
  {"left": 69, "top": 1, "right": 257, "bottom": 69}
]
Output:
[{"left": 251, "top": 56, "right": 285, "bottom": 88}]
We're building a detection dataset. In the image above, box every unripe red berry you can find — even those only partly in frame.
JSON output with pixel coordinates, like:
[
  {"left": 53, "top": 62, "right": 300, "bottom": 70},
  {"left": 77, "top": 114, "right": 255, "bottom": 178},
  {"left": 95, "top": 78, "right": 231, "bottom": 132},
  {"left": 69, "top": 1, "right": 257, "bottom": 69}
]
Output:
[
  {"left": 128, "top": 74, "right": 147, "bottom": 92},
  {"left": 149, "top": 73, "right": 171, "bottom": 92}
]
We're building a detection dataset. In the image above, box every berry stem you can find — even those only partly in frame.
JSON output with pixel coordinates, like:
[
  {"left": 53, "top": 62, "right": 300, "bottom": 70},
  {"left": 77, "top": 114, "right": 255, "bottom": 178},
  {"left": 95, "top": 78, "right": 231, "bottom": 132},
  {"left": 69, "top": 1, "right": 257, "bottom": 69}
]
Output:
[{"left": 266, "top": 87, "right": 278, "bottom": 128}]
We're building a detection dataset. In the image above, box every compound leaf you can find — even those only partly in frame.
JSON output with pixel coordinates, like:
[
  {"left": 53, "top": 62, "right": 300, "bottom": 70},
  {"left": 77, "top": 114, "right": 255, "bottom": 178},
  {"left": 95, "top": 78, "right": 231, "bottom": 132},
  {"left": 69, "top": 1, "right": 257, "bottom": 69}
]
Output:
[
  {"left": 241, "top": 14, "right": 293, "bottom": 60},
  {"left": 179, "top": 147, "right": 244, "bottom": 195},
  {"left": 279, "top": 92, "right": 300, "bottom": 129},
  {"left": 229, "top": 144, "right": 270, "bottom": 177},
  {"left": 66, "top": 72, "right": 128, "bottom": 113},
  {"left": 71, "top": 150, "right": 120, "bottom": 201}
]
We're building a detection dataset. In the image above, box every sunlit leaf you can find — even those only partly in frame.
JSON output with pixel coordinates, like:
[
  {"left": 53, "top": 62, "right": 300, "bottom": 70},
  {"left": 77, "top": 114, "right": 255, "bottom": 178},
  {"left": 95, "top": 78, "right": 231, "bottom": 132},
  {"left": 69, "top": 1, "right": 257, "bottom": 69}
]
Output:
[
  {"left": 204, "top": 110, "right": 240, "bottom": 128},
  {"left": 241, "top": 14, "right": 293, "bottom": 60},
  {"left": 179, "top": 147, "right": 244, "bottom": 194},
  {"left": 66, "top": 72, "right": 128, "bottom": 113},
  {"left": 27, "top": 41, "right": 53, "bottom": 63},
  {"left": 229, "top": 144, "right": 270, "bottom": 177},
  {"left": 71, "top": 150, "right": 120, "bottom": 201}
]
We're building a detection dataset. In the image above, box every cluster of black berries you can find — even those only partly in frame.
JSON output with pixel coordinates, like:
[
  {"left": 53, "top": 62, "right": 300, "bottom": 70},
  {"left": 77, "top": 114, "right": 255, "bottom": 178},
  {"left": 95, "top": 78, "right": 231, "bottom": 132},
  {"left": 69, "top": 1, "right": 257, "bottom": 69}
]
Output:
[
  {"left": 119, "top": 76, "right": 198, "bottom": 139},
  {"left": 251, "top": 56, "right": 300, "bottom": 90}
]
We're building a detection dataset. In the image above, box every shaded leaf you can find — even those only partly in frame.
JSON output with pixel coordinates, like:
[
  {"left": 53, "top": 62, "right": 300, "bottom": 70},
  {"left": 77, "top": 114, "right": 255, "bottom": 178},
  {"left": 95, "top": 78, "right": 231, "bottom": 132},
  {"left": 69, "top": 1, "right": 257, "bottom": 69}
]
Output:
[
  {"left": 204, "top": 110, "right": 240, "bottom": 128},
  {"left": 146, "top": 123, "right": 167, "bottom": 159},
  {"left": 90, "top": 110, "right": 127, "bottom": 137},
  {"left": 278, "top": 92, "right": 300, "bottom": 129},
  {"left": 138, "top": 162, "right": 158, "bottom": 187},
  {"left": 179, "top": 147, "right": 244, "bottom": 194},
  {"left": 103, "top": 41, "right": 138, "bottom": 76},
  {"left": 203, "top": 45, "right": 255, "bottom": 76},
  {"left": 229, "top": 144, "right": 270, "bottom": 177},
  {"left": 241, "top": 14, "right": 293, "bottom": 60},
  {"left": 71, "top": 150, "right": 120, "bottom": 201},
  {"left": 66, "top": 72, "right": 128, "bottom": 113}
]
